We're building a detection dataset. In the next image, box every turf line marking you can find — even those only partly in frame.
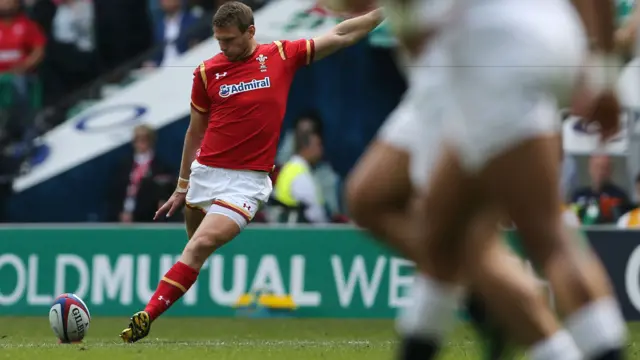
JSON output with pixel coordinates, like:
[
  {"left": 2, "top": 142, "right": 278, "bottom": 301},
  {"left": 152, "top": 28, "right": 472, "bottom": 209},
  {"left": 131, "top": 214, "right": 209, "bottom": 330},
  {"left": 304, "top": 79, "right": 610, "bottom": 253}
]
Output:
[{"left": 0, "top": 339, "right": 477, "bottom": 349}]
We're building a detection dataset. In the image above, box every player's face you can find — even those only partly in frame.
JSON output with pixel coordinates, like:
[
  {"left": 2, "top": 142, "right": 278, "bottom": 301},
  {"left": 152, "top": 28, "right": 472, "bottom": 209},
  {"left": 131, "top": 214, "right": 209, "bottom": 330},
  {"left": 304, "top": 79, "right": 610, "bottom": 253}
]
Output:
[{"left": 214, "top": 25, "right": 256, "bottom": 61}]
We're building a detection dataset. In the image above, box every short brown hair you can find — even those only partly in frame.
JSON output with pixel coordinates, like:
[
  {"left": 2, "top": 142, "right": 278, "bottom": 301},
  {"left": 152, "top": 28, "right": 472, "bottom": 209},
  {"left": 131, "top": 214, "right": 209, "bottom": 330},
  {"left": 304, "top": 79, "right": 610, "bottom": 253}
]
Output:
[{"left": 213, "top": 1, "right": 254, "bottom": 33}]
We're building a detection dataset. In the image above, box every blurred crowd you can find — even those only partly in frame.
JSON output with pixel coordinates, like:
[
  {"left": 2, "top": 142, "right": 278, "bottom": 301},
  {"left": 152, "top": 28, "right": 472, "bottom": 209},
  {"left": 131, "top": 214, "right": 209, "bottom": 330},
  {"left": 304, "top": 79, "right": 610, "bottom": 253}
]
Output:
[
  {"left": 0, "top": 0, "right": 269, "bottom": 222},
  {"left": 0, "top": 0, "right": 270, "bottom": 113}
]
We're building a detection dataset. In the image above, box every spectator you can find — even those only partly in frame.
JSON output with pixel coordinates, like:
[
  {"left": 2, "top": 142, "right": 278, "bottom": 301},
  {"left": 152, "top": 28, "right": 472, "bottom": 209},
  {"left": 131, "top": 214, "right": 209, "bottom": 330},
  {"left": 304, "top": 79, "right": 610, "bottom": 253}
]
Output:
[
  {"left": 107, "top": 124, "right": 174, "bottom": 223},
  {"left": 276, "top": 111, "right": 323, "bottom": 166},
  {"left": 145, "top": 0, "right": 205, "bottom": 67},
  {"left": 617, "top": 174, "right": 640, "bottom": 228},
  {"left": 272, "top": 131, "right": 328, "bottom": 223},
  {"left": 31, "top": 0, "right": 98, "bottom": 106},
  {"left": 276, "top": 111, "right": 342, "bottom": 216},
  {"left": 0, "top": 0, "right": 45, "bottom": 110},
  {"left": 571, "top": 154, "right": 631, "bottom": 224}
]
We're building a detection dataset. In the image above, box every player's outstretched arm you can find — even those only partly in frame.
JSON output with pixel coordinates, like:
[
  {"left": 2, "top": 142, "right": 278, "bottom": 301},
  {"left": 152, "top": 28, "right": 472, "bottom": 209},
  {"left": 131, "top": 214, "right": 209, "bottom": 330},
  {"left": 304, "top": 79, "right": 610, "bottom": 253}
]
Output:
[{"left": 312, "top": 8, "right": 384, "bottom": 61}]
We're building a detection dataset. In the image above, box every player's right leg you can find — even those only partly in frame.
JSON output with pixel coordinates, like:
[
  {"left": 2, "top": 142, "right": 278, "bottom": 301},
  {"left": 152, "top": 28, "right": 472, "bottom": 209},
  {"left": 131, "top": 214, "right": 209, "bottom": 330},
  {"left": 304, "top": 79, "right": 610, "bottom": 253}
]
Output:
[
  {"left": 121, "top": 194, "right": 206, "bottom": 342},
  {"left": 121, "top": 165, "right": 271, "bottom": 343},
  {"left": 120, "top": 212, "right": 241, "bottom": 343}
]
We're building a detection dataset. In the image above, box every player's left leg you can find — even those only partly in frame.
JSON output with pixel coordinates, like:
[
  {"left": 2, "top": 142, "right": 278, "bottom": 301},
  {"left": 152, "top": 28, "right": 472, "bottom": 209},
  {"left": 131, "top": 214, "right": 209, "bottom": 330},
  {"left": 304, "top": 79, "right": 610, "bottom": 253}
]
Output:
[{"left": 120, "top": 166, "right": 272, "bottom": 343}]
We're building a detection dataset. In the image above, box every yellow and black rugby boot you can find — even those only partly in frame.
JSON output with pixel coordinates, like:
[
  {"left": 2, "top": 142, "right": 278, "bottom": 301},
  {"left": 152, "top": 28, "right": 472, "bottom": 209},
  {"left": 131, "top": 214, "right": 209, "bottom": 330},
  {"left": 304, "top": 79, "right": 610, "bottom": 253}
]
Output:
[{"left": 120, "top": 311, "right": 151, "bottom": 343}]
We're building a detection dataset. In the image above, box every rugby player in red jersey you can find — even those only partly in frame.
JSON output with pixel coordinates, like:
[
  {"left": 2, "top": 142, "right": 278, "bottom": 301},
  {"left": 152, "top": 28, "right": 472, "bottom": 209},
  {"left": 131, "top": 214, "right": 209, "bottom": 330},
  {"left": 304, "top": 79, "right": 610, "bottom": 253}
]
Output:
[{"left": 119, "top": 1, "right": 384, "bottom": 343}]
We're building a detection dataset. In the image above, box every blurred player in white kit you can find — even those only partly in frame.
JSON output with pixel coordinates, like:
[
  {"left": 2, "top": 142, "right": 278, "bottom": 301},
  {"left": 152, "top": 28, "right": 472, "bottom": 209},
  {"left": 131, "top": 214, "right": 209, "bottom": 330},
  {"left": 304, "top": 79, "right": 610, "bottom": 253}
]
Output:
[
  {"left": 343, "top": 0, "right": 628, "bottom": 359},
  {"left": 348, "top": 43, "right": 589, "bottom": 359},
  {"left": 387, "top": 0, "right": 627, "bottom": 359}
]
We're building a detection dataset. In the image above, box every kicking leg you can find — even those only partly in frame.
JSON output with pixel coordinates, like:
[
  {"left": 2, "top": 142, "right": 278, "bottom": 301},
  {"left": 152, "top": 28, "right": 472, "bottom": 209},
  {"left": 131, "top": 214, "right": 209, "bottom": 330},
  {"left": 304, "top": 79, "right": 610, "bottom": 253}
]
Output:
[{"left": 120, "top": 212, "right": 242, "bottom": 343}]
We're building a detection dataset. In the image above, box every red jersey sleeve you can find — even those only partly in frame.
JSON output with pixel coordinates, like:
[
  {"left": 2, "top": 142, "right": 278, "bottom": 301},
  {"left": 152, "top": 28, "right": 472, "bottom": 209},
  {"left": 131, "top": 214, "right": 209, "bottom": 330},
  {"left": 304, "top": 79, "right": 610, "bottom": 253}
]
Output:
[
  {"left": 191, "top": 62, "right": 211, "bottom": 113},
  {"left": 273, "top": 39, "right": 315, "bottom": 71},
  {"left": 26, "top": 19, "right": 46, "bottom": 49}
]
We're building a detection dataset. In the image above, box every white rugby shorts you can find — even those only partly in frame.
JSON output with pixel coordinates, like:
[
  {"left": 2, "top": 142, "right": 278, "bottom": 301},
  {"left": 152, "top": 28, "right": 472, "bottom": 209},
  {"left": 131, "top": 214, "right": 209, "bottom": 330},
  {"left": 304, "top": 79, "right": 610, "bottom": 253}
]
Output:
[
  {"left": 420, "top": 0, "right": 587, "bottom": 172},
  {"left": 377, "top": 45, "right": 451, "bottom": 188},
  {"left": 185, "top": 160, "right": 272, "bottom": 228}
]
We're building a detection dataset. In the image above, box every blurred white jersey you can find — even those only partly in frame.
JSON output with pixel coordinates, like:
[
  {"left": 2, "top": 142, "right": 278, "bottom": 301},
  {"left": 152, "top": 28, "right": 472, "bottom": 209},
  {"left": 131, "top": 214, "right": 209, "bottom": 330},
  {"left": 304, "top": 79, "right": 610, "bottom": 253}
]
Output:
[{"left": 412, "top": 0, "right": 588, "bottom": 171}]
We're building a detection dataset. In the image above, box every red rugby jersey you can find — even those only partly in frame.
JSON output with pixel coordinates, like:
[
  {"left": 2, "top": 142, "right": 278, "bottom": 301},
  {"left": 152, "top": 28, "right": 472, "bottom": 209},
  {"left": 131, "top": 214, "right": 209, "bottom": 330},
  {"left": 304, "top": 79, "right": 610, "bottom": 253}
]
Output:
[{"left": 191, "top": 39, "right": 315, "bottom": 172}]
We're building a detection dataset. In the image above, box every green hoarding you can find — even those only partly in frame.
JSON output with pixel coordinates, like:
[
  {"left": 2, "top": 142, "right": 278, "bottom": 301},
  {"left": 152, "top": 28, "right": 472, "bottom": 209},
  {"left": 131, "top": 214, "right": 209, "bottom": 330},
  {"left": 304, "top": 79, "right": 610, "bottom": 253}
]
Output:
[{"left": 0, "top": 226, "right": 417, "bottom": 317}]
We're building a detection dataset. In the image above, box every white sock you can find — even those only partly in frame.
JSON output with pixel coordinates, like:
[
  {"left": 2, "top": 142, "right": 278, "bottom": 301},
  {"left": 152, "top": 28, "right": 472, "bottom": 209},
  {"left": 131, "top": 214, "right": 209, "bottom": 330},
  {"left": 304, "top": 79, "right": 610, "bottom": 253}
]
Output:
[
  {"left": 565, "top": 297, "right": 627, "bottom": 359},
  {"left": 395, "top": 274, "right": 464, "bottom": 340},
  {"left": 529, "top": 330, "right": 582, "bottom": 360}
]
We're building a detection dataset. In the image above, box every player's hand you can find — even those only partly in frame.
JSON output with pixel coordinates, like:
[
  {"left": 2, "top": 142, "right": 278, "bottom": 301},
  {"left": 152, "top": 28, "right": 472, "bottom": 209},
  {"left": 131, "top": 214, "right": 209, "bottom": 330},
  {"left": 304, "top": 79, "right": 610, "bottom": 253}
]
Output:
[
  {"left": 571, "top": 69, "right": 621, "bottom": 143},
  {"left": 591, "top": 90, "right": 621, "bottom": 142},
  {"left": 573, "top": 88, "right": 621, "bottom": 143},
  {"left": 155, "top": 191, "right": 186, "bottom": 220}
]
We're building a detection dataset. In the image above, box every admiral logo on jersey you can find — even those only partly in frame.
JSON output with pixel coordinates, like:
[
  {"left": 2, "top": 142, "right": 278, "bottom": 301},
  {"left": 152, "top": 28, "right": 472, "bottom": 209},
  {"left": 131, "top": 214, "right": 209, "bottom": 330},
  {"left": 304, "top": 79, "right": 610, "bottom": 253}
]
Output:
[{"left": 219, "top": 77, "right": 271, "bottom": 98}]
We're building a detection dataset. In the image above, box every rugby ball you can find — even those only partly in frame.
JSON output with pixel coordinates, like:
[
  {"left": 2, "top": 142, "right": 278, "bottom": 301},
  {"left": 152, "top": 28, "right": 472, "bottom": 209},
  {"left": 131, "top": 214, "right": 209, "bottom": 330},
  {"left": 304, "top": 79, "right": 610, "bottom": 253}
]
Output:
[{"left": 49, "top": 293, "right": 91, "bottom": 343}]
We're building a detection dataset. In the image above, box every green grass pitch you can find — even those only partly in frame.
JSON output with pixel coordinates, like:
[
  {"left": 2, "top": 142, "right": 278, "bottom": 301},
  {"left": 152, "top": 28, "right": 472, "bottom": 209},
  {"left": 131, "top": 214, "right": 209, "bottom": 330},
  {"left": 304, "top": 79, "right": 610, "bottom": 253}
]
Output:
[{"left": 2, "top": 318, "right": 640, "bottom": 359}]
